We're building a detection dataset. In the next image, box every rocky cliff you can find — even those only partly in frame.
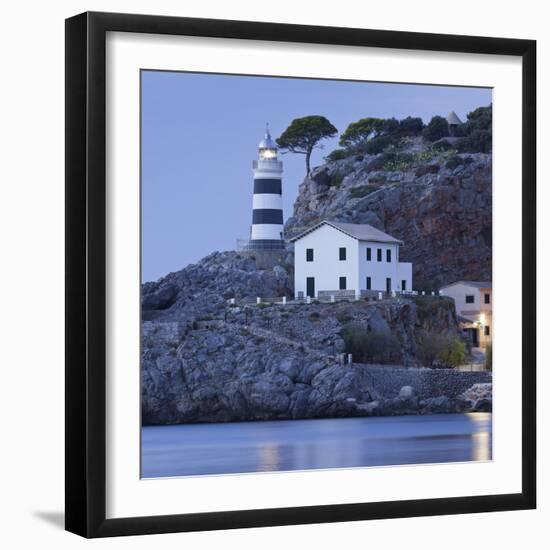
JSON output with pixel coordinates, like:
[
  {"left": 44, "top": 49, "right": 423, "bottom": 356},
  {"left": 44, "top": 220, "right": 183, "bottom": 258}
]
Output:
[
  {"left": 142, "top": 250, "right": 293, "bottom": 322},
  {"left": 141, "top": 138, "right": 494, "bottom": 425},
  {"left": 285, "top": 139, "right": 492, "bottom": 289},
  {"left": 141, "top": 255, "right": 489, "bottom": 425}
]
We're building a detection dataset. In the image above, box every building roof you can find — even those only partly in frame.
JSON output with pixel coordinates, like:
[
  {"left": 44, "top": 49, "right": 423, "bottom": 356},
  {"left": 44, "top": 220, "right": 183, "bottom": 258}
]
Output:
[
  {"left": 447, "top": 111, "right": 463, "bottom": 125},
  {"left": 441, "top": 280, "right": 492, "bottom": 290},
  {"left": 258, "top": 124, "right": 277, "bottom": 150},
  {"left": 290, "top": 220, "right": 403, "bottom": 244}
]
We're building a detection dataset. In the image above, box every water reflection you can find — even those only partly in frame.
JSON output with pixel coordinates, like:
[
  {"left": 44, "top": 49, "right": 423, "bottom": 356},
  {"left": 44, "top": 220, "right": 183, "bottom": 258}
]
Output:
[
  {"left": 258, "top": 443, "right": 281, "bottom": 471},
  {"left": 142, "top": 413, "right": 492, "bottom": 478}
]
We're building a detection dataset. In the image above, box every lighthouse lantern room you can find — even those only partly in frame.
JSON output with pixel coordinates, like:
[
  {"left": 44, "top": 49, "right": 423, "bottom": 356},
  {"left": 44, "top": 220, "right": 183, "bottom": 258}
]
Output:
[{"left": 247, "top": 124, "right": 285, "bottom": 250}]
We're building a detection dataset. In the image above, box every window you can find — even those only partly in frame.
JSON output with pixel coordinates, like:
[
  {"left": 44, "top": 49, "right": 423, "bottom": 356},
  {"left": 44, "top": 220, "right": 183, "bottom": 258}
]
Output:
[
  {"left": 401, "top": 280, "right": 406, "bottom": 291},
  {"left": 339, "top": 277, "right": 347, "bottom": 290},
  {"left": 484, "top": 293, "right": 490, "bottom": 304},
  {"left": 386, "top": 249, "right": 391, "bottom": 263},
  {"left": 484, "top": 326, "right": 490, "bottom": 336},
  {"left": 386, "top": 278, "right": 391, "bottom": 293},
  {"left": 339, "top": 247, "right": 346, "bottom": 261},
  {"left": 377, "top": 248, "right": 382, "bottom": 262},
  {"left": 306, "top": 248, "right": 314, "bottom": 262},
  {"left": 366, "top": 277, "right": 371, "bottom": 290},
  {"left": 465, "top": 295, "right": 475, "bottom": 304},
  {"left": 366, "top": 247, "right": 371, "bottom": 261}
]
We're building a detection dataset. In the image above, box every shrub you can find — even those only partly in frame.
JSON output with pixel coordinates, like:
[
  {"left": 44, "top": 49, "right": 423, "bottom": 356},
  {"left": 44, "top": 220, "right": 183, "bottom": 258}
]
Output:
[
  {"left": 422, "top": 115, "right": 450, "bottom": 142},
  {"left": 438, "top": 337, "right": 466, "bottom": 368},
  {"left": 432, "top": 139, "right": 454, "bottom": 152},
  {"left": 451, "top": 123, "right": 468, "bottom": 137},
  {"left": 417, "top": 330, "right": 465, "bottom": 368},
  {"left": 445, "top": 155, "right": 474, "bottom": 170},
  {"left": 397, "top": 116, "right": 424, "bottom": 137},
  {"left": 457, "top": 129, "right": 492, "bottom": 153},
  {"left": 328, "top": 171, "right": 345, "bottom": 187},
  {"left": 383, "top": 152, "right": 414, "bottom": 171},
  {"left": 336, "top": 312, "right": 352, "bottom": 324},
  {"left": 465, "top": 104, "right": 492, "bottom": 132},
  {"left": 445, "top": 155, "right": 462, "bottom": 170},
  {"left": 325, "top": 148, "right": 351, "bottom": 162},
  {"left": 342, "top": 325, "right": 401, "bottom": 364},
  {"left": 366, "top": 152, "right": 393, "bottom": 171},
  {"left": 381, "top": 117, "right": 400, "bottom": 135},
  {"left": 339, "top": 117, "right": 385, "bottom": 148},
  {"left": 349, "top": 184, "right": 380, "bottom": 198},
  {"left": 422, "top": 147, "right": 445, "bottom": 162},
  {"left": 364, "top": 135, "right": 396, "bottom": 155}
]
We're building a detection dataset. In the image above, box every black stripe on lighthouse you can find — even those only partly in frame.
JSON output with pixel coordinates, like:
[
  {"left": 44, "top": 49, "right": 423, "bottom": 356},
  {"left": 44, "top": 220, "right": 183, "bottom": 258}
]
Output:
[
  {"left": 253, "top": 179, "right": 282, "bottom": 194},
  {"left": 252, "top": 209, "right": 284, "bottom": 224}
]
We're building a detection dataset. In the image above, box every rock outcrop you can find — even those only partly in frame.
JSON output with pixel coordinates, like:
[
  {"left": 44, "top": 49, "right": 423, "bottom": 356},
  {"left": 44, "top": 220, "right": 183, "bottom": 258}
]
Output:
[
  {"left": 141, "top": 259, "right": 490, "bottom": 424},
  {"left": 142, "top": 251, "right": 293, "bottom": 322},
  {"left": 141, "top": 139, "right": 494, "bottom": 425},
  {"left": 285, "top": 141, "right": 492, "bottom": 289},
  {"left": 456, "top": 382, "right": 493, "bottom": 412}
]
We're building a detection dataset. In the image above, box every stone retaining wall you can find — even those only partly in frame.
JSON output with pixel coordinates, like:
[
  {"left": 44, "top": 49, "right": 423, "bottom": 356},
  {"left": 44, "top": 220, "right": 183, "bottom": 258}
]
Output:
[{"left": 361, "top": 365, "right": 492, "bottom": 399}]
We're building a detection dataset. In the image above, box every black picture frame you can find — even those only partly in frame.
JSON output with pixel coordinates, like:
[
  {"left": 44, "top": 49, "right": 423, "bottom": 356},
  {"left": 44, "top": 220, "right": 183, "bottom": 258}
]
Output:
[{"left": 65, "top": 11, "right": 536, "bottom": 538}]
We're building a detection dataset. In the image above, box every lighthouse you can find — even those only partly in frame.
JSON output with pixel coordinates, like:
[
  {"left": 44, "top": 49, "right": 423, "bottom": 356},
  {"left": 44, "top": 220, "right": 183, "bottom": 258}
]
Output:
[{"left": 247, "top": 125, "right": 285, "bottom": 250}]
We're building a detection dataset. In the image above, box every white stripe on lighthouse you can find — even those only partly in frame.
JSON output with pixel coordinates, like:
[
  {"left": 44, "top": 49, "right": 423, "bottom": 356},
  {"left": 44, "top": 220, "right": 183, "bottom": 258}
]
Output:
[
  {"left": 251, "top": 224, "right": 284, "bottom": 240},
  {"left": 252, "top": 193, "right": 282, "bottom": 210}
]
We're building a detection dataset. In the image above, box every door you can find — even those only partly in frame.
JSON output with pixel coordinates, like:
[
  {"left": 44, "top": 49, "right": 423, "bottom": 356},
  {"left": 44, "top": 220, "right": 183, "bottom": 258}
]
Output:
[
  {"left": 386, "top": 277, "right": 391, "bottom": 293},
  {"left": 306, "top": 277, "right": 315, "bottom": 298}
]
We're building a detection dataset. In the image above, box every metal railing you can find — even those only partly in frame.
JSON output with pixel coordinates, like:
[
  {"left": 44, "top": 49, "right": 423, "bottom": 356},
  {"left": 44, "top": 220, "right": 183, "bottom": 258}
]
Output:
[
  {"left": 236, "top": 239, "right": 293, "bottom": 251},
  {"left": 252, "top": 159, "right": 283, "bottom": 171}
]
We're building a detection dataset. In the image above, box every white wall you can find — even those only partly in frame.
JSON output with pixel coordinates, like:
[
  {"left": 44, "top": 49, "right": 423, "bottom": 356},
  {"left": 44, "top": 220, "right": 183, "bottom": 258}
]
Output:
[
  {"left": 357, "top": 241, "right": 409, "bottom": 292},
  {"left": 398, "top": 261, "right": 413, "bottom": 292},
  {"left": 440, "top": 283, "right": 493, "bottom": 347},
  {"left": 0, "top": 1, "right": 547, "bottom": 549},
  {"left": 294, "top": 224, "right": 358, "bottom": 297},
  {"left": 440, "top": 283, "right": 488, "bottom": 317}
]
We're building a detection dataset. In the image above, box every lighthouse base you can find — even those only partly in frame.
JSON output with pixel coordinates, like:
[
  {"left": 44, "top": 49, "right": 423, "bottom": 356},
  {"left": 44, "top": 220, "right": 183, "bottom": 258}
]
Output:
[
  {"left": 236, "top": 239, "right": 291, "bottom": 270},
  {"left": 238, "top": 239, "right": 286, "bottom": 251}
]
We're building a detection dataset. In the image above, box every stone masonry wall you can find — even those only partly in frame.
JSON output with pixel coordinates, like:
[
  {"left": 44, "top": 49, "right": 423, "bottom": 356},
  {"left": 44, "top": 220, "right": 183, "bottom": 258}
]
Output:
[{"left": 361, "top": 365, "right": 492, "bottom": 399}]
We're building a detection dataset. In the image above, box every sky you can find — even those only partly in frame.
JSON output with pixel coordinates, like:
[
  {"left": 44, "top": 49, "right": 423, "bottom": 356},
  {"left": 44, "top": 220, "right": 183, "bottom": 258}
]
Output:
[{"left": 141, "top": 71, "right": 492, "bottom": 282}]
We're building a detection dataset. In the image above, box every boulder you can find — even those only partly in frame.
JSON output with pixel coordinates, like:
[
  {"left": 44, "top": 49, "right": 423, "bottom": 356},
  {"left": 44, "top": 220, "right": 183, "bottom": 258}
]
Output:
[{"left": 399, "top": 385, "right": 415, "bottom": 399}]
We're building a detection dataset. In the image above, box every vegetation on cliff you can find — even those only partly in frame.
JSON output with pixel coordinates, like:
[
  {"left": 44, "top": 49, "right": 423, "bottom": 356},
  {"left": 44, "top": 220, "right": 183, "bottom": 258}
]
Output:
[{"left": 285, "top": 130, "right": 492, "bottom": 289}]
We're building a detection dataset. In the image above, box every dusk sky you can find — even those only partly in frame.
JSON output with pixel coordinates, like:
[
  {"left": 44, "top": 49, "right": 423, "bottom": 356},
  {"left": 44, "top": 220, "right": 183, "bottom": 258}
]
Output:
[{"left": 141, "top": 71, "right": 491, "bottom": 282}]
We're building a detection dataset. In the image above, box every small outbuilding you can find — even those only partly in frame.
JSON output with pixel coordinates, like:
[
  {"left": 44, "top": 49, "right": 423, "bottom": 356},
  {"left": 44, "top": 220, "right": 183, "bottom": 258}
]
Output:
[
  {"left": 447, "top": 111, "right": 463, "bottom": 135},
  {"left": 439, "top": 281, "right": 492, "bottom": 348},
  {"left": 290, "top": 220, "right": 412, "bottom": 299}
]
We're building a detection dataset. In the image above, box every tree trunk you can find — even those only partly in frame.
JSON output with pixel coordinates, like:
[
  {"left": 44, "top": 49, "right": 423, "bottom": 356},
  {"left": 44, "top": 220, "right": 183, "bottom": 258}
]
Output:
[{"left": 305, "top": 149, "right": 312, "bottom": 176}]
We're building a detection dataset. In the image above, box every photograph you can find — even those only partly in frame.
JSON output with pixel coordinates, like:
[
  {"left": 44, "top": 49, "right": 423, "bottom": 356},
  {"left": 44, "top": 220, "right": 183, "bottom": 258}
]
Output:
[{"left": 140, "top": 70, "right": 494, "bottom": 479}]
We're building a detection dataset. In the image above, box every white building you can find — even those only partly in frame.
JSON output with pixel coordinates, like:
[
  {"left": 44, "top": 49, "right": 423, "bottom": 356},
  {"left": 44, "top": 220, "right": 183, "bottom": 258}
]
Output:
[
  {"left": 439, "top": 281, "right": 492, "bottom": 348},
  {"left": 291, "top": 221, "right": 412, "bottom": 299}
]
